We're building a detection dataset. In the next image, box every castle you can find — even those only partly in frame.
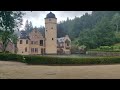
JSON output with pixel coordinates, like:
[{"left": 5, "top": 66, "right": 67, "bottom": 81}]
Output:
[{"left": 17, "top": 12, "right": 71, "bottom": 55}]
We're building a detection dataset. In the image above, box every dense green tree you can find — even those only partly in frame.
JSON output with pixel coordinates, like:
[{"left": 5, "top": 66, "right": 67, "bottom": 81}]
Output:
[
  {"left": 38, "top": 26, "right": 45, "bottom": 37},
  {"left": 24, "top": 20, "right": 29, "bottom": 31},
  {"left": 11, "top": 33, "right": 18, "bottom": 53},
  {"left": 57, "top": 11, "right": 120, "bottom": 49},
  {"left": 0, "top": 11, "right": 24, "bottom": 53},
  {"left": 29, "top": 21, "right": 33, "bottom": 32},
  {"left": 77, "top": 16, "right": 118, "bottom": 49},
  {"left": 111, "top": 13, "right": 120, "bottom": 32},
  {"left": 24, "top": 20, "right": 33, "bottom": 33}
]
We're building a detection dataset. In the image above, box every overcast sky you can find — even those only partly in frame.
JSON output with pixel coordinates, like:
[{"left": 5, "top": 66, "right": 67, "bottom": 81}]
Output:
[{"left": 20, "top": 11, "right": 92, "bottom": 30}]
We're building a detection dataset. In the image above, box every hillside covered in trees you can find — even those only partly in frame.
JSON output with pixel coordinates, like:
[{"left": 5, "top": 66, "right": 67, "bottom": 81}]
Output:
[
  {"left": 57, "top": 11, "right": 120, "bottom": 49},
  {"left": 24, "top": 11, "right": 120, "bottom": 49}
]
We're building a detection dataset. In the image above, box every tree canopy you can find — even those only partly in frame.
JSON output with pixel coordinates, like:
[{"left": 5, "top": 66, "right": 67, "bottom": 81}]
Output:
[
  {"left": 57, "top": 11, "right": 120, "bottom": 49},
  {"left": 0, "top": 11, "right": 24, "bottom": 52}
]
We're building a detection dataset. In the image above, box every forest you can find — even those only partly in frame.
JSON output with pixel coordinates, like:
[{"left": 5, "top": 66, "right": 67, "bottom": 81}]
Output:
[{"left": 24, "top": 11, "right": 120, "bottom": 50}]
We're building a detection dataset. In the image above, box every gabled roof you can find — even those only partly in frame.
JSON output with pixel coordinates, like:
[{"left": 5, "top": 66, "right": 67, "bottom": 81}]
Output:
[
  {"left": 19, "top": 30, "right": 29, "bottom": 39},
  {"left": 57, "top": 37, "right": 65, "bottom": 43},
  {"left": 57, "top": 35, "right": 71, "bottom": 43}
]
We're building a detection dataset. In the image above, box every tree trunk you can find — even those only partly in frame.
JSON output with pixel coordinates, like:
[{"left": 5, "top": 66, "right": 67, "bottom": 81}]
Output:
[
  {"left": 1, "top": 37, "right": 9, "bottom": 53},
  {"left": 2, "top": 42, "right": 8, "bottom": 53},
  {"left": 14, "top": 44, "right": 18, "bottom": 54}
]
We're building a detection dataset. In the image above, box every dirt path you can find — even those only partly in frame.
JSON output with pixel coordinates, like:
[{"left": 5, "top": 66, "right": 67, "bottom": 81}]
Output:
[{"left": 0, "top": 61, "right": 120, "bottom": 79}]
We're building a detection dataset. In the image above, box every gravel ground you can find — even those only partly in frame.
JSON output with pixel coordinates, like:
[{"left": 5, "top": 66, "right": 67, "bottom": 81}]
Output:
[{"left": 0, "top": 61, "right": 120, "bottom": 79}]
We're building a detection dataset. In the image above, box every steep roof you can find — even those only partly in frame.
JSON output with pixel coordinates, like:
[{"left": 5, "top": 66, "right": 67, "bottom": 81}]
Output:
[
  {"left": 19, "top": 30, "right": 30, "bottom": 39},
  {"left": 57, "top": 35, "right": 71, "bottom": 43},
  {"left": 45, "top": 12, "right": 56, "bottom": 19},
  {"left": 57, "top": 37, "right": 65, "bottom": 43}
]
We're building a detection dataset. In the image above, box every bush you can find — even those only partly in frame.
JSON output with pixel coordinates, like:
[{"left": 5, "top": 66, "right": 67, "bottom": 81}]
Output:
[
  {"left": 24, "top": 55, "right": 120, "bottom": 65},
  {"left": 1, "top": 53, "right": 120, "bottom": 65},
  {"left": 0, "top": 53, "right": 23, "bottom": 62},
  {"left": 71, "top": 45, "right": 79, "bottom": 54},
  {"left": 92, "top": 46, "right": 120, "bottom": 52},
  {"left": 79, "top": 45, "right": 87, "bottom": 54},
  {"left": 100, "top": 46, "right": 112, "bottom": 51}
]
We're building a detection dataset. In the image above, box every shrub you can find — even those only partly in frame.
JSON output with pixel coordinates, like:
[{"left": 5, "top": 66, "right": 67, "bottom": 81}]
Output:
[
  {"left": 24, "top": 55, "right": 120, "bottom": 65},
  {"left": 100, "top": 46, "right": 112, "bottom": 51},
  {"left": 79, "top": 45, "right": 87, "bottom": 54},
  {"left": 0, "top": 53, "right": 23, "bottom": 62},
  {"left": 1, "top": 53, "right": 120, "bottom": 65},
  {"left": 71, "top": 45, "right": 79, "bottom": 54}
]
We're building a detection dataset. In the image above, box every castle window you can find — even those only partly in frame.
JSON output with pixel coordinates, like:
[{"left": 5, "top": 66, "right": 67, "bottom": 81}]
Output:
[
  {"left": 67, "top": 43, "right": 69, "bottom": 46},
  {"left": 31, "top": 48, "right": 34, "bottom": 52},
  {"left": 49, "top": 19, "right": 51, "bottom": 21},
  {"left": 31, "top": 41, "right": 33, "bottom": 44},
  {"left": 46, "top": 30, "right": 47, "bottom": 32},
  {"left": 35, "top": 48, "right": 38, "bottom": 53},
  {"left": 36, "top": 48, "right": 38, "bottom": 53},
  {"left": 26, "top": 40, "right": 28, "bottom": 44},
  {"left": 20, "top": 40, "right": 22, "bottom": 44},
  {"left": 52, "top": 38, "right": 54, "bottom": 40},
  {"left": 41, "top": 48, "right": 43, "bottom": 54},
  {"left": 40, "top": 40, "right": 43, "bottom": 46},
  {"left": 51, "top": 27, "right": 53, "bottom": 29},
  {"left": 25, "top": 47, "right": 27, "bottom": 52}
]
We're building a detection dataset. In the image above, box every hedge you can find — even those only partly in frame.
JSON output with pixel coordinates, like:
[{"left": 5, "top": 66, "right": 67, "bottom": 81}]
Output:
[
  {"left": 24, "top": 55, "right": 120, "bottom": 65},
  {"left": 1, "top": 53, "right": 120, "bottom": 65},
  {"left": 0, "top": 53, "right": 24, "bottom": 62}
]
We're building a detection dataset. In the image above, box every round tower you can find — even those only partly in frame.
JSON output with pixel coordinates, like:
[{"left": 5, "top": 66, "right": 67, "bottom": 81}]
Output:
[{"left": 45, "top": 12, "right": 57, "bottom": 54}]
